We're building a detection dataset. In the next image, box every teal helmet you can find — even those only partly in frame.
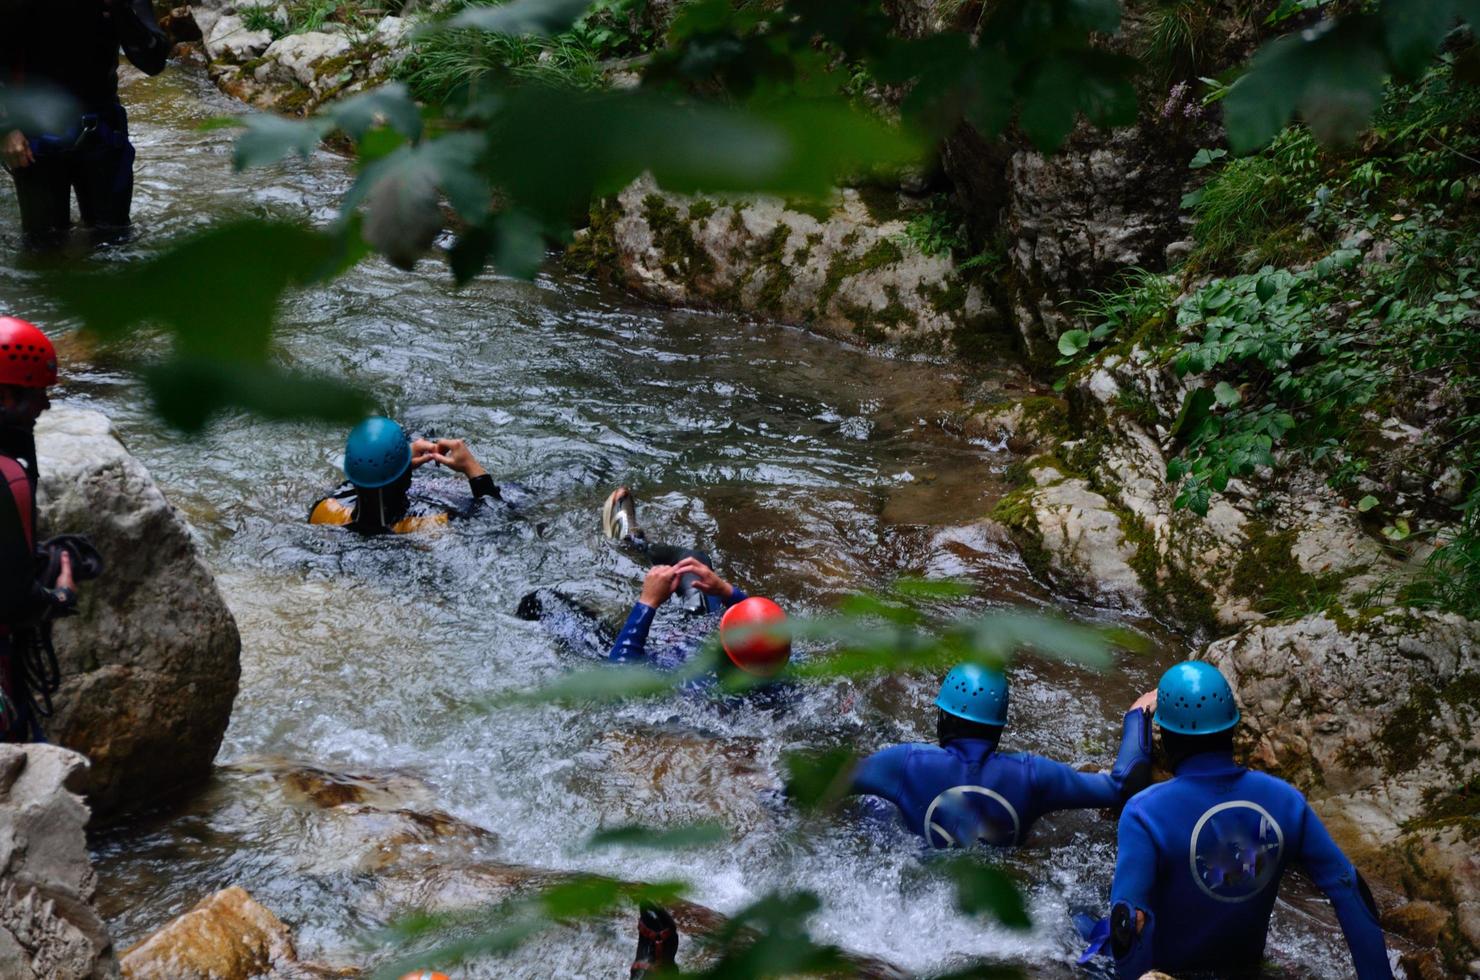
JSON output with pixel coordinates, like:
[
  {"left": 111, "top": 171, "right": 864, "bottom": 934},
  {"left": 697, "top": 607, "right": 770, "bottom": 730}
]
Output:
[
  {"left": 344, "top": 416, "right": 412, "bottom": 489},
  {"left": 1154, "top": 661, "right": 1240, "bottom": 735},
  {"left": 935, "top": 663, "right": 1008, "bottom": 726}
]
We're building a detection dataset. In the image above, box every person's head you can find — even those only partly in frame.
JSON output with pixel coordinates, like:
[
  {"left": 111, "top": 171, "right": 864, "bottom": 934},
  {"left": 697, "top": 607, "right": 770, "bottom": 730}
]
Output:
[
  {"left": 1152, "top": 660, "right": 1240, "bottom": 770},
  {"left": 934, "top": 663, "right": 1007, "bottom": 746},
  {"left": 343, "top": 416, "right": 412, "bottom": 492},
  {"left": 718, "top": 596, "right": 790, "bottom": 678},
  {"left": 0, "top": 317, "right": 57, "bottom": 432}
]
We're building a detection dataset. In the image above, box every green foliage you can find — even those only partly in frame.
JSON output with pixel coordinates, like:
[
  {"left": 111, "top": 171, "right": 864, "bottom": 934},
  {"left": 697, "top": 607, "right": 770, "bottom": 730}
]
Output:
[
  {"left": 1188, "top": 128, "right": 1321, "bottom": 268},
  {"left": 1058, "top": 268, "right": 1175, "bottom": 366},
  {"left": 242, "top": 0, "right": 368, "bottom": 40},
  {"left": 1141, "top": 0, "right": 1210, "bottom": 84}
]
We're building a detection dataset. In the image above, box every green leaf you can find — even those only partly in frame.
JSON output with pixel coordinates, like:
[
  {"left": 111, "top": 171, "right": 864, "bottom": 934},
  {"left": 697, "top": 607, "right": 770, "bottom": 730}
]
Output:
[
  {"left": 1171, "top": 387, "right": 1217, "bottom": 439},
  {"left": 587, "top": 822, "right": 729, "bottom": 850},
  {"left": 326, "top": 83, "right": 423, "bottom": 143},
  {"left": 1189, "top": 147, "right": 1228, "bottom": 169},
  {"left": 1057, "top": 329, "right": 1092, "bottom": 357},
  {"left": 892, "top": 577, "right": 977, "bottom": 601},
  {"left": 1213, "top": 381, "right": 1242, "bottom": 407},
  {"left": 1381, "top": 0, "right": 1459, "bottom": 77},
  {"left": 944, "top": 857, "right": 1032, "bottom": 930},
  {"left": 1256, "top": 276, "right": 1277, "bottom": 303},
  {"left": 0, "top": 83, "right": 81, "bottom": 136},
  {"left": 141, "top": 357, "right": 371, "bottom": 433},
  {"left": 439, "top": 0, "right": 595, "bottom": 36},
  {"left": 783, "top": 747, "right": 856, "bottom": 812},
  {"left": 234, "top": 113, "right": 333, "bottom": 170},
  {"left": 1019, "top": 57, "right": 1082, "bottom": 154},
  {"left": 1357, "top": 494, "right": 1379, "bottom": 512}
]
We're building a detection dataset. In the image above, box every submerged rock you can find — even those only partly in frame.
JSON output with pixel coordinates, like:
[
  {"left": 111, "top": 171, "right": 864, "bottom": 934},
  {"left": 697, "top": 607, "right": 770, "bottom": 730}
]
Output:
[
  {"left": 568, "top": 175, "right": 992, "bottom": 356},
  {"left": 35, "top": 407, "right": 241, "bottom": 819},
  {"left": 1202, "top": 608, "right": 1480, "bottom": 967},
  {"left": 0, "top": 745, "right": 119, "bottom": 980}
]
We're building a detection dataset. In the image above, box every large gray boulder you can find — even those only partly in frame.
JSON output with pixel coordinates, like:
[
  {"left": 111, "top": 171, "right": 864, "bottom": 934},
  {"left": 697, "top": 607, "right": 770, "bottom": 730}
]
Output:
[
  {"left": 1202, "top": 609, "right": 1480, "bottom": 969},
  {"left": 0, "top": 745, "right": 119, "bottom": 979},
  {"left": 33, "top": 407, "right": 240, "bottom": 819}
]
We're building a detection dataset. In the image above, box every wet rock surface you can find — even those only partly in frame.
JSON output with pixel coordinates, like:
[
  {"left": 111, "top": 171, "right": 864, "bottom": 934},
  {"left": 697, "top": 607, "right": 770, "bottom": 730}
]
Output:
[
  {"left": 0, "top": 745, "right": 119, "bottom": 980},
  {"left": 1202, "top": 608, "right": 1480, "bottom": 968},
  {"left": 569, "top": 175, "right": 992, "bottom": 356},
  {"left": 119, "top": 887, "right": 302, "bottom": 980},
  {"left": 35, "top": 407, "right": 241, "bottom": 818}
]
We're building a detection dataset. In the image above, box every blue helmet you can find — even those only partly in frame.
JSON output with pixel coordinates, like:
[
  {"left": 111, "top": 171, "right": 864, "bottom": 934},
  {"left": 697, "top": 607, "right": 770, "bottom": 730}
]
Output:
[
  {"left": 935, "top": 663, "right": 1008, "bottom": 726},
  {"left": 344, "top": 416, "right": 412, "bottom": 489},
  {"left": 1154, "top": 661, "right": 1240, "bottom": 735}
]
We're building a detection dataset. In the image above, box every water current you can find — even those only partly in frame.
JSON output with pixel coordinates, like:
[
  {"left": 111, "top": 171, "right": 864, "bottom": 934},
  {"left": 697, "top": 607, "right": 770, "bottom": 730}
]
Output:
[{"left": 0, "top": 64, "right": 1365, "bottom": 978}]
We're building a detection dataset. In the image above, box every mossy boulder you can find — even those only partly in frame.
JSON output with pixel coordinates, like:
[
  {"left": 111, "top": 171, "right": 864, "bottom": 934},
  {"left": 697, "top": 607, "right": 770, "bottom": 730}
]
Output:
[
  {"left": 1202, "top": 608, "right": 1480, "bottom": 968},
  {"left": 566, "top": 175, "right": 994, "bottom": 357}
]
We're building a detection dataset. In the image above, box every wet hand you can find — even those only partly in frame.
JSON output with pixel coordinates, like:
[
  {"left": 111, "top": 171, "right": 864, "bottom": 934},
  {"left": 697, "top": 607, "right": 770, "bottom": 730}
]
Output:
[
  {"left": 430, "top": 438, "right": 487, "bottom": 479},
  {"left": 2, "top": 131, "right": 33, "bottom": 170},
  {"left": 639, "top": 565, "right": 680, "bottom": 607},
  {"left": 54, "top": 551, "right": 75, "bottom": 593},
  {"left": 1131, "top": 689, "right": 1157, "bottom": 715},
  {"left": 671, "top": 557, "right": 735, "bottom": 601},
  {"left": 410, "top": 438, "right": 437, "bottom": 468}
]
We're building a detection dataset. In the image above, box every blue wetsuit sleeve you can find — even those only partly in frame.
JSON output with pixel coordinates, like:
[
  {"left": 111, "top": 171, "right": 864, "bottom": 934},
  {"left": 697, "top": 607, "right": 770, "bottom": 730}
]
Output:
[
  {"left": 724, "top": 587, "right": 748, "bottom": 608},
  {"left": 1031, "top": 709, "right": 1153, "bottom": 813},
  {"left": 847, "top": 745, "right": 912, "bottom": 804},
  {"left": 1296, "top": 803, "right": 1394, "bottom": 979},
  {"left": 608, "top": 602, "right": 656, "bottom": 663},
  {"left": 1108, "top": 804, "right": 1157, "bottom": 979}
]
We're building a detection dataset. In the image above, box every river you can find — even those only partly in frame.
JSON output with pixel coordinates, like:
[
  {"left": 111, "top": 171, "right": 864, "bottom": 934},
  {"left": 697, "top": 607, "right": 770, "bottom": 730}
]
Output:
[{"left": 0, "top": 63, "right": 1363, "bottom": 977}]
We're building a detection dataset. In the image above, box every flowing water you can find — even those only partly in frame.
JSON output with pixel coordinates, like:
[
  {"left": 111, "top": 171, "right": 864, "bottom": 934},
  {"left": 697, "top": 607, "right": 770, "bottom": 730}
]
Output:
[{"left": 0, "top": 64, "right": 1367, "bottom": 978}]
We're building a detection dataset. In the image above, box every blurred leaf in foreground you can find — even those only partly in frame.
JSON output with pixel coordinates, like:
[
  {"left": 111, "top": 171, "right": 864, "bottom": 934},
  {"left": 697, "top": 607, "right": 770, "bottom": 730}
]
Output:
[
  {"left": 142, "top": 357, "right": 370, "bottom": 433},
  {"left": 0, "top": 83, "right": 81, "bottom": 136},
  {"left": 688, "top": 890, "right": 849, "bottom": 979},
  {"left": 782, "top": 747, "right": 857, "bottom": 812},
  {"left": 944, "top": 855, "right": 1032, "bottom": 931},
  {"left": 587, "top": 822, "right": 729, "bottom": 850}
]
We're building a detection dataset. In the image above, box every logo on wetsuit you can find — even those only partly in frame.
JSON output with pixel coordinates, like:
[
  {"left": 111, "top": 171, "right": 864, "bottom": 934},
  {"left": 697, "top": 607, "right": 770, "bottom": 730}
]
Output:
[
  {"left": 923, "top": 786, "right": 1021, "bottom": 849},
  {"left": 1188, "top": 800, "right": 1284, "bottom": 902}
]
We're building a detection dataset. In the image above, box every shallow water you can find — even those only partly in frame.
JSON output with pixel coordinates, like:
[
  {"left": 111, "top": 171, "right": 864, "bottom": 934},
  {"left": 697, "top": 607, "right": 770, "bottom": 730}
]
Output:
[{"left": 0, "top": 64, "right": 1366, "bottom": 977}]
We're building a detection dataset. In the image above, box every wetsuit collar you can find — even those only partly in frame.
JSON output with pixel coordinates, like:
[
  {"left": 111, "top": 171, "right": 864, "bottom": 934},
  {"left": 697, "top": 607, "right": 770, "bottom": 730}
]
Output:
[
  {"left": 944, "top": 737, "right": 999, "bottom": 763},
  {"left": 1171, "top": 750, "right": 1242, "bottom": 777}
]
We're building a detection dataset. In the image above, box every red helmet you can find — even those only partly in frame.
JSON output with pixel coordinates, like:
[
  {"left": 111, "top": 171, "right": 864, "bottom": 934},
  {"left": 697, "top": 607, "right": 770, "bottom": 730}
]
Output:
[
  {"left": 719, "top": 597, "right": 791, "bottom": 677},
  {"left": 0, "top": 318, "right": 57, "bottom": 389}
]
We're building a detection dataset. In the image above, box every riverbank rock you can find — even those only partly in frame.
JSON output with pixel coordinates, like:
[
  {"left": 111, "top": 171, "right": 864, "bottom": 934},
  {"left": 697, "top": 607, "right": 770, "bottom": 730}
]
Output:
[
  {"left": 568, "top": 175, "right": 993, "bottom": 356},
  {"left": 119, "top": 887, "right": 298, "bottom": 980},
  {"left": 0, "top": 745, "right": 119, "bottom": 980},
  {"left": 34, "top": 406, "right": 241, "bottom": 819},
  {"left": 1202, "top": 608, "right": 1480, "bottom": 969}
]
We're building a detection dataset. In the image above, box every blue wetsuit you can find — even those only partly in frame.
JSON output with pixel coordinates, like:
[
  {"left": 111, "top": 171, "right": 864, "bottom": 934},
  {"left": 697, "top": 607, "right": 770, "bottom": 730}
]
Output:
[
  {"left": 607, "top": 589, "right": 749, "bottom": 668},
  {"left": 1109, "top": 751, "right": 1392, "bottom": 979},
  {"left": 849, "top": 708, "right": 1152, "bottom": 848}
]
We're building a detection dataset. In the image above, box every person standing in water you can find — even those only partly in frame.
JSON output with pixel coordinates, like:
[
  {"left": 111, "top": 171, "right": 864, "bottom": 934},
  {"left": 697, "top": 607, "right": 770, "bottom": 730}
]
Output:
[
  {"left": 309, "top": 416, "right": 503, "bottom": 535},
  {"left": 1, "top": 0, "right": 171, "bottom": 249},
  {"left": 1103, "top": 661, "right": 1392, "bottom": 978},
  {"left": 847, "top": 663, "right": 1154, "bottom": 848},
  {"left": 518, "top": 486, "right": 791, "bottom": 681}
]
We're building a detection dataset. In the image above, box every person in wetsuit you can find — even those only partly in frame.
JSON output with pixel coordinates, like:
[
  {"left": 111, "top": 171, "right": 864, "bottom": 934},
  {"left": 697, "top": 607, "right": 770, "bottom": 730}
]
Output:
[
  {"left": 1, "top": 0, "right": 171, "bottom": 249},
  {"left": 0, "top": 318, "right": 79, "bottom": 742},
  {"left": 309, "top": 415, "right": 502, "bottom": 535},
  {"left": 1102, "top": 661, "right": 1392, "bottom": 979},
  {"left": 518, "top": 486, "right": 791, "bottom": 680},
  {"left": 847, "top": 663, "right": 1154, "bottom": 848}
]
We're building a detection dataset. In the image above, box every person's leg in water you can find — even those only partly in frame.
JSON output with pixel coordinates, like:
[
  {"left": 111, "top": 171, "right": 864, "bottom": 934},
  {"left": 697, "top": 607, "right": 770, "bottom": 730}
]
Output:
[
  {"left": 601, "top": 487, "right": 720, "bottom": 616},
  {"left": 630, "top": 904, "right": 678, "bottom": 979},
  {"left": 9, "top": 153, "right": 73, "bottom": 251},
  {"left": 71, "top": 105, "right": 136, "bottom": 248}
]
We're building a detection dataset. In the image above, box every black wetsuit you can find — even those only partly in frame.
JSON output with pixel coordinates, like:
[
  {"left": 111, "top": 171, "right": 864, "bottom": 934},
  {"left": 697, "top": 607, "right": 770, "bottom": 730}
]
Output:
[
  {"left": 0, "top": 429, "right": 74, "bottom": 742},
  {"left": 309, "top": 469, "right": 502, "bottom": 535},
  {"left": 1, "top": 0, "right": 171, "bottom": 246}
]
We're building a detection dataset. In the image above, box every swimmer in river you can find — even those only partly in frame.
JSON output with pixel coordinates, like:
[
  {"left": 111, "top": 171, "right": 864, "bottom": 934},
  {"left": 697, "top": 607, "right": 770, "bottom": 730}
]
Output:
[
  {"left": 308, "top": 416, "right": 505, "bottom": 535},
  {"left": 845, "top": 663, "right": 1155, "bottom": 848},
  {"left": 517, "top": 486, "right": 791, "bottom": 682}
]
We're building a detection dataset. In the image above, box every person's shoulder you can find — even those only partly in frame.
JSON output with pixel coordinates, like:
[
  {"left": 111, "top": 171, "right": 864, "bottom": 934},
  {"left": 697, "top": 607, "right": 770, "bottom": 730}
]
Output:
[{"left": 1236, "top": 767, "right": 1308, "bottom": 804}]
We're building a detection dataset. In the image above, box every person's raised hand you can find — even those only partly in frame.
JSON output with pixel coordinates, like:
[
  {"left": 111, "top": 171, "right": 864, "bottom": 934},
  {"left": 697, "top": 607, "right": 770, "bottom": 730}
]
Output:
[
  {"left": 639, "top": 565, "right": 680, "bottom": 608},
  {"left": 1131, "top": 689, "right": 1157, "bottom": 715},
  {"left": 671, "top": 556, "right": 735, "bottom": 601},
  {"left": 410, "top": 438, "right": 437, "bottom": 468},
  {"left": 3, "top": 131, "right": 33, "bottom": 171},
  {"left": 430, "top": 438, "right": 487, "bottom": 479},
  {"left": 54, "top": 551, "right": 75, "bottom": 593}
]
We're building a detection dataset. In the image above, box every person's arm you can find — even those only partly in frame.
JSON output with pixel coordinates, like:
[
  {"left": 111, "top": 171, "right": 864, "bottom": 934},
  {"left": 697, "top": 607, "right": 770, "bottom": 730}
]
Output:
[
  {"left": 1296, "top": 802, "right": 1394, "bottom": 979},
  {"left": 608, "top": 566, "right": 681, "bottom": 662},
  {"left": 0, "top": 470, "right": 73, "bottom": 624},
  {"left": 113, "top": 0, "right": 171, "bottom": 76},
  {"left": 846, "top": 744, "right": 912, "bottom": 803},
  {"left": 1031, "top": 703, "right": 1153, "bottom": 813},
  {"left": 428, "top": 438, "right": 501, "bottom": 500},
  {"left": 670, "top": 556, "right": 746, "bottom": 606},
  {"left": 1108, "top": 804, "right": 1157, "bottom": 979}
]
